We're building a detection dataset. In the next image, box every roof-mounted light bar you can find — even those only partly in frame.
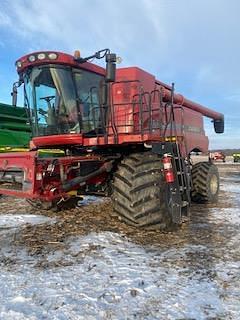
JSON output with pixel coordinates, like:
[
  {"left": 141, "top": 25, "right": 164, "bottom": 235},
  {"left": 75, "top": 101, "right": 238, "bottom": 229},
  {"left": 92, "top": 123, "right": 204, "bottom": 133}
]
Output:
[
  {"left": 15, "top": 50, "right": 109, "bottom": 76},
  {"left": 15, "top": 52, "right": 58, "bottom": 69}
]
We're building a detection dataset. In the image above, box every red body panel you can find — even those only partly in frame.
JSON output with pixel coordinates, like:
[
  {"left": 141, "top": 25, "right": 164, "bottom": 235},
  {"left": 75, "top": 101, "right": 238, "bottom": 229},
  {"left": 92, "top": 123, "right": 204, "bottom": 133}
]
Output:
[
  {"left": 29, "top": 66, "right": 208, "bottom": 155},
  {"left": 0, "top": 151, "right": 37, "bottom": 197},
  {"left": 0, "top": 151, "right": 104, "bottom": 200},
  {"left": 32, "top": 134, "right": 83, "bottom": 148}
]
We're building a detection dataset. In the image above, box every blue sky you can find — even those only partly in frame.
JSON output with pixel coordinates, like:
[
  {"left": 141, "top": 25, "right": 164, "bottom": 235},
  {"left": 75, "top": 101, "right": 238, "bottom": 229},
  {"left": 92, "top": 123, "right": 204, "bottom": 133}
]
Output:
[{"left": 0, "top": 0, "right": 240, "bottom": 149}]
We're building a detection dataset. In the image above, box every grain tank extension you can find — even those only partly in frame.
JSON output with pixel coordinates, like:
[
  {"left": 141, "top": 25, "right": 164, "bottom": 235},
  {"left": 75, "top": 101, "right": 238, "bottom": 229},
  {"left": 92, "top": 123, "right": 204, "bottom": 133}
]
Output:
[{"left": 0, "top": 49, "right": 224, "bottom": 229}]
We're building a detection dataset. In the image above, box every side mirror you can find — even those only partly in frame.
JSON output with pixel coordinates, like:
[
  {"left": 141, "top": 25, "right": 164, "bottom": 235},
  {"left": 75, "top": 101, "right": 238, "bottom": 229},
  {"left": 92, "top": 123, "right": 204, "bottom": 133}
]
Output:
[
  {"left": 105, "top": 53, "right": 116, "bottom": 82},
  {"left": 213, "top": 118, "right": 224, "bottom": 134},
  {"left": 11, "top": 81, "right": 22, "bottom": 106},
  {"left": 11, "top": 83, "right": 18, "bottom": 106}
]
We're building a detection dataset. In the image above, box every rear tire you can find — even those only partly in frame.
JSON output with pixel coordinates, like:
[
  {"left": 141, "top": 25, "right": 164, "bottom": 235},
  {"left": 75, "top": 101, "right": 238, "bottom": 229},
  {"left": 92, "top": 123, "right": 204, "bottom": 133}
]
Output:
[
  {"left": 191, "top": 162, "right": 219, "bottom": 203},
  {"left": 112, "top": 152, "right": 173, "bottom": 230}
]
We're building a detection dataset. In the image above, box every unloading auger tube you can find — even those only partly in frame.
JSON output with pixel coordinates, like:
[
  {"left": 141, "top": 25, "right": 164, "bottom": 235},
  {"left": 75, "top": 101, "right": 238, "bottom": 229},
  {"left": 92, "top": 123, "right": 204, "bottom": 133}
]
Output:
[{"left": 157, "top": 80, "right": 224, "bottom": 133}]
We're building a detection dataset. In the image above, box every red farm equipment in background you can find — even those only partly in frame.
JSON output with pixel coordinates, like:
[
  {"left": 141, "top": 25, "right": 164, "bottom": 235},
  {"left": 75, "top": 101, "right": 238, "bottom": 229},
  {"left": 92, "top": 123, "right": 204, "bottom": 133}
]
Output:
[
  {"left": 0, "top": 49, "right": 224, "bottom": 230},
  {"left": 210, "top": 151, "right": 226, "bottom": 162}
]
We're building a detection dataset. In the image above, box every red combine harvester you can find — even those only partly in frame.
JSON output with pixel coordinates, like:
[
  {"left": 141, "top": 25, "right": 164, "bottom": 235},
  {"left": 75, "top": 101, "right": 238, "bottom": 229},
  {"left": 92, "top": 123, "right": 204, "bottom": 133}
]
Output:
[
  {"left": 0, "top": 49, "right": 224, "bottom": 229},
  {"left": 210, "top": 151, "right": 226, "bottom": 162}
]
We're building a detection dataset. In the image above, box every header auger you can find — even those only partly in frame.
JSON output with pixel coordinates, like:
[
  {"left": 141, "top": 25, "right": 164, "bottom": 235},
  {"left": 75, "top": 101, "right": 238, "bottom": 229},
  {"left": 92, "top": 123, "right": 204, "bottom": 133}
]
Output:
[{"left": 0, "top": 49, "right": 224, "bottom": 230}]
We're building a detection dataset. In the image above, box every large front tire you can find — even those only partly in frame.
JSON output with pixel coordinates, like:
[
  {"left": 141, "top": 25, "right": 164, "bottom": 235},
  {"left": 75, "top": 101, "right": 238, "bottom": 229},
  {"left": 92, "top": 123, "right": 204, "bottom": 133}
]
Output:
[
  {"left": 112, "top": 152, "right": 173, "bottom": 230},
  {"left": 191, "top": 162, "right": 219, "bottom": 203}
]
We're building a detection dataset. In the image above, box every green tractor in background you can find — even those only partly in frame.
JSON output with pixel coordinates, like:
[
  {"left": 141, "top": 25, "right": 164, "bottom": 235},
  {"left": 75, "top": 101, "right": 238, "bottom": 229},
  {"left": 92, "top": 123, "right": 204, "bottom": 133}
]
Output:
[
  {"left": 233, "top": 153, "right": 240, "bottom": 163},
  {"left": 0, "top": 102, "right": 63, "bottom": 157},
  {"left": 0, "top": 102, "right": 31, "bottom": 152}
]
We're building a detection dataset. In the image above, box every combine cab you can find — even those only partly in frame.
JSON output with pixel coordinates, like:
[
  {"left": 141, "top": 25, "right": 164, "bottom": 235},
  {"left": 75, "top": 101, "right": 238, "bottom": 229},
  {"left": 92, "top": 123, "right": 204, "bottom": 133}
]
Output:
[{"left": 0, "top": 49, "right": 224, "bottom": 230}]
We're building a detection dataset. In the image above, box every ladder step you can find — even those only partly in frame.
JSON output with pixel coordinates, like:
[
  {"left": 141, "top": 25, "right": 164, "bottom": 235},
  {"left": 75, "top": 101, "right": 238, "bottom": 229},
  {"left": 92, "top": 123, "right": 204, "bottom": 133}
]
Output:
[{"left": 179, "top": 186, "right": 187, "bottom": 191}]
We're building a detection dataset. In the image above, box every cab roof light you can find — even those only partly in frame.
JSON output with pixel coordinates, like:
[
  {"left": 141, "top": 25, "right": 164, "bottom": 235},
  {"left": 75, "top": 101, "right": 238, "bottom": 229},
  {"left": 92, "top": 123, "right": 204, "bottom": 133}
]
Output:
[
  {"left": 48, "top": 52, "right": 58, "bottom": 60},
  {"left": 74, "top": 50, "right": 81, "bottom": 59},
  {"left": 16, "top": 61, "right": 22, "bottom": 68},
  {"left": 37, "top": 53, "right": 46, "bottom": 60},
  {"left": 28, "top": 55, "right": 36, "bottom": 62}
]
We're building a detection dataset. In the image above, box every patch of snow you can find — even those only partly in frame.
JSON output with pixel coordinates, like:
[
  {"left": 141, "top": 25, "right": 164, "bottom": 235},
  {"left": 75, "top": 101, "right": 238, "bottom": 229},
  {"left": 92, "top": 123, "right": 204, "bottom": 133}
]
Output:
[
  {"left": 220, "top": 182, "right": 240, "bottom": 194},
  {"left": 78, "top": 195, "right": 105, "bottom": 206},
  {"left": 0, "top": 214, "right": 54, "bottom": 230},
  {"left": 11, "top": 296, "right": 31, "bottom": 303},
  {"left": 0, "top": 232, "right": 235, "bottom": 319},
  {"left": 221, "top": 175, "right": 240, "bottom": 182},
  {"left": 215, "top": 261, "right": 240, "bottom": 319},
  {"left": 0, "top": 174, "right": 239, "bottom": 319},
  {"left": 209, "top": 207, "right": 240, "bottom": 225}
]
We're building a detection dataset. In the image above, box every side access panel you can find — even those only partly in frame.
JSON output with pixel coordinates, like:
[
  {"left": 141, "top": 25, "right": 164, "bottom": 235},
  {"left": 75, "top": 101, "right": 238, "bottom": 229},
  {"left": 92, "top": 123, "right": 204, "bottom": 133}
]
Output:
[
  {"left": 0, "top": 151, "right": 108, "bottom": 202},
  {"left": 0, "top": 151, "right": 37, "bottom": 197}
]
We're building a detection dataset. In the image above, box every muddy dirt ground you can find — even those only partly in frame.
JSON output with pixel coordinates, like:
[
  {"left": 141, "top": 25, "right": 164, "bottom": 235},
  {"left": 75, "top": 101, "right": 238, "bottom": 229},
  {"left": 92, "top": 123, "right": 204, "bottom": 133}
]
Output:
[{"left": 0, "top": 163, "right": 239, "bottom": 319}]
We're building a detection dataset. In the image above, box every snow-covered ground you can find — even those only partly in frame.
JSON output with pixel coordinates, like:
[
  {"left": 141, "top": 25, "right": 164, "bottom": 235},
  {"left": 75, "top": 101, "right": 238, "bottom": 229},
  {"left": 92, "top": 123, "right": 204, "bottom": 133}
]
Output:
[{"left": 0, "top": 172, "right": 239, "bottom": 319}]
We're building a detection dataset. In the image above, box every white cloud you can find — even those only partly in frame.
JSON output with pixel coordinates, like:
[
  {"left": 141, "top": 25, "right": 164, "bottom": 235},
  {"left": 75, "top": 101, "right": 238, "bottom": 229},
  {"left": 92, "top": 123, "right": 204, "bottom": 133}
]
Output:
[
  {"left": 2, "top": 0, "right": 240, "bottom": 76},
  {"left": 0, "top": 11, "right": 11, "bottom": 26},
  {"left": 1, "top": 0, "right": 168, "bottom": 62},
  {"left": 224, "top": 94, "right": 240, "bottom": 102}
]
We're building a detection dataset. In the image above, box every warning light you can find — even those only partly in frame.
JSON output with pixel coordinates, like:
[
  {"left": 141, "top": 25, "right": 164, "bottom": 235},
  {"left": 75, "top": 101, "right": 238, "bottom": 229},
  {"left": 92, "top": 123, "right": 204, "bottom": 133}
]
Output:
[{"left": 74, "top": 50, "right": 81, "bottom": 59}]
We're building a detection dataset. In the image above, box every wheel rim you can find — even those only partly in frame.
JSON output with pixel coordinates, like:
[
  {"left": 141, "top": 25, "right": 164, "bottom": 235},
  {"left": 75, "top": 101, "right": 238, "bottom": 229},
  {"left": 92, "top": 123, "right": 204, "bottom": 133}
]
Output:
[{"left": 210, "top": 174, "right": 218, "bottom": 194}]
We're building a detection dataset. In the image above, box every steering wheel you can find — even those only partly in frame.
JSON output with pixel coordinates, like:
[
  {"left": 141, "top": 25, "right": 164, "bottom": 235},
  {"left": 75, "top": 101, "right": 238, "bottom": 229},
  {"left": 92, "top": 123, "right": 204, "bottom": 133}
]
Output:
[{"left": 39, "top": 95, "right": 55, "bottom": 103}]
